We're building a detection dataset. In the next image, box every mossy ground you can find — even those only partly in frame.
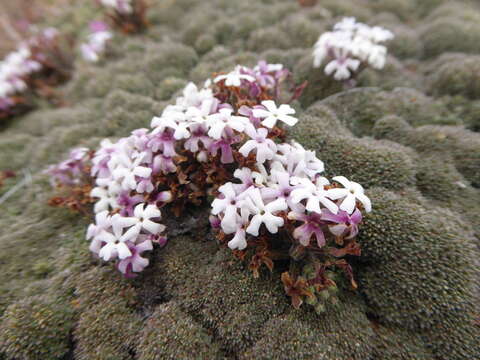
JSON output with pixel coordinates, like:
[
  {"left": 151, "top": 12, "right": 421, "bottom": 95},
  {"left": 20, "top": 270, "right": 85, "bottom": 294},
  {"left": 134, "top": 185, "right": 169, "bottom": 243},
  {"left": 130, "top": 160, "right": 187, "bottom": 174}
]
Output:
[{"left": 0, "top": 0, "right": 479, "bottom": 359}]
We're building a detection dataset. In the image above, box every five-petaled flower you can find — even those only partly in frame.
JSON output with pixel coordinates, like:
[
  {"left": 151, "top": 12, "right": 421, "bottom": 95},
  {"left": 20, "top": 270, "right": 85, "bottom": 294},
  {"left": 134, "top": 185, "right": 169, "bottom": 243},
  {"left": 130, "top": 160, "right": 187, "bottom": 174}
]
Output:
[
  {"left": 252, "top": 100, "right": 298, "bottom": 128},
  {"left": 326, "top": 176, "right": 372, "bottom": 214},
  {"left": 214, "top": 65, "right": 256, "bottom": 87}
]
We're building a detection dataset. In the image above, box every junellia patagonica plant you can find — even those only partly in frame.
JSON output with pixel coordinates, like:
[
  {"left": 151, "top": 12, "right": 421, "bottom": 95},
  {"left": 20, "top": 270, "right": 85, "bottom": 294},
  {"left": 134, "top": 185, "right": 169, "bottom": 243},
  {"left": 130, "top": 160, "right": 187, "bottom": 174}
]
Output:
[
  {"left": 48, "top": 62, "right": 372, "bottom": 312},
  {"left": 0, "top": 28, "right": 74, "bottom": 120},
  {"left": 312, "top": 17, "right": 394, "bottom": 81},
  {"left": 96, "top": 0, "right": 148, "bottom": 34}
]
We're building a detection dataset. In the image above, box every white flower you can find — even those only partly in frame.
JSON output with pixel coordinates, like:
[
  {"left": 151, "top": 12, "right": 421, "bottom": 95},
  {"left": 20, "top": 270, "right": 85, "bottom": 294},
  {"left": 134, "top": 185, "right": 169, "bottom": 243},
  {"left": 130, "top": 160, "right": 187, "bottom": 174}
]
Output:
[
  {"left": 111, "top": 152, "right": 152, "bottom": 191},
  {"left": 227, "top": 208, "right": 250, "bottom": 251},
  {"left": 244, "top": 188, "right": 287, "bottom": 236},
  {"left": 91, "top": 186, "right": 119, "bottom": 213},
  {"left": 333, "top": 17, "right": 358, "bottom": 32},
  {"left": 176, "top": 82, "right": 214, "bottom": 108},
  {"left": 239, "top": 124, "right": 277, "bottom": 163},
  {"left": 326, "top": 176, "right": 372, "bottom": 214},
  {"left": 100, "top": 0, "right": 133, "bottom": 14},
  {"left": 290, "top": 177, "right": 338, "bottom": 214},
  {"left": 324, "top": 56, "right": 360, "bottom": 81},
  {"left": 86, "top": 211, "right": 112, "bottom": 253},
  {"left": 132, "top": 203, "right": 164, "bottom": 234},
  {"left": 367, "top": 44, "right": 388, "bottom": 69},
  {"left": 233, "top": 167, "right": 265, "bottom": 190},
  {"left": 185, "top": 98, "right": 215, "bottom": 124},
  {"left": 80, "top": 44, "right": 100, "bottom": 62},
  {"left": 97, "top": 213, "right": 141, "bottom": 261},
  {"left": 313, "top": 17, "right": 393, "bottom": 79},
  {"left": 253, "top": 62, "right": 283, "bottom": 72},
  {"left": 207, "top": 108, "right": 249, "bottom": 139},
  {"left": 272, "top": 142, "right": 324, "bottom": 180},
  {"left": 252, "top": 100, "right": 298, "bottom": 128},
  {"left": 211, "top": 182, "right": 240, "bottom": 234},
  {"left": 214, "top": 65, "right": 255, "bottom": 87},
  {"left": 81, "top": 30, "right": 112, "bottom": 63},
  {"left": 313, "top": 31, "right": 351, "bottom": 68},
  {"left": 228, "top": 227, "right": 247, "bottom": 250}
]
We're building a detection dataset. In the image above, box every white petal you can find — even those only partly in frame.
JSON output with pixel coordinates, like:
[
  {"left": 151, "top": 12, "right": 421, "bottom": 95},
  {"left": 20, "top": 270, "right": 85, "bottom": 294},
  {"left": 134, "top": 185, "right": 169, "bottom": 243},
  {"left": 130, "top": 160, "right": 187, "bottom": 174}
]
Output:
[
  {"left": 246, "top": 214, "right": 263, "bottom": 236},
  {"left": 142, "top": 219, "right": 162, "bottom": 234},
  {"left": 252, "top": 109, "right": 271, "bottom": 118},
  {"left": 261, "top": 116, "right": 277, "bottom": 129},
  {"left": 356, "top": 193, "right": 372, "bottom": 212},
  {"left": 332, "top": 176, "right": 351, "bottom": 188},
  {"left": 117, "top": 242, "right": 132, "bottom": 260},
  {"left": 144, "top": 204, "right": 161, "bottom": 219},
  {"left": 326, "top": 188, "right": 348, "bottom": 200},
  {"left": 239, "top": 140, "right": 257, "bottom": 158},
  {"left": 339, "top": 194, "right": 356, "bottom": 214},
  {"left": 228, "top": 229, "right": 247, "bottom": 250},
  {"left": 133, "top": 166, "right": 152, "bottom": 178},
  {"left": 261, "top": 100, "right": 277, "bottom": 113}
]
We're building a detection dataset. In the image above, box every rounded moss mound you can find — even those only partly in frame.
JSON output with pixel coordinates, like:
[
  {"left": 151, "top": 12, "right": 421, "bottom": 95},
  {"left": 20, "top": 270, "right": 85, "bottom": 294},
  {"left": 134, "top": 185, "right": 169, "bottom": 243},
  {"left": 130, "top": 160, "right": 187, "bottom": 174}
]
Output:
[
  {"left": 426, "top": 55, "right": 480, "bottom": 98},
  {"left": 388, "top": 25, "right": 423, "bottom": 59},
  {"left": 308, "top": 87, "right": 457, "bottom": 136},
  {"left": 358, "top": 188, "right": 480, "bottom": 359},
  {"left": 0, "top": 295, "right": 74, "bottom": 360},
  {"left": 420, "top": 17, "right": 480, "bottom": 59},
  {"left": 72, "top": 268, "right": 142, "bottom": 360},
  {"left": 373, "top": 117, "right": 480, "bottom": 187},
  {"left": 137, "top": 302, "right": 221, "bottom": 360},
  {"left": 0, "top": 134, "right": 36, "bottom": 171},
  {"left": 240, "top": 297, "right": 376, "bottom": 360},
  {"left": 444, "top": 97, "right": 480, "bottom": 132},
  {"left": 369, "top": 0, "right": 417, "bottom": 21},
  {"left": 290, "top": 112, "right": 417, "bottom": 191}
]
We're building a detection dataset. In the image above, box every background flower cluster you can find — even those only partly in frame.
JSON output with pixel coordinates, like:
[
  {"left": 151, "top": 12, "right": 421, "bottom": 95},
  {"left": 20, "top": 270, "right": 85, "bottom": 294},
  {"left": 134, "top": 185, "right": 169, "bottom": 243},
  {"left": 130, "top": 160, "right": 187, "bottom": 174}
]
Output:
[{"left": 313, "top": 17, "right": 394, "bottom": 80}]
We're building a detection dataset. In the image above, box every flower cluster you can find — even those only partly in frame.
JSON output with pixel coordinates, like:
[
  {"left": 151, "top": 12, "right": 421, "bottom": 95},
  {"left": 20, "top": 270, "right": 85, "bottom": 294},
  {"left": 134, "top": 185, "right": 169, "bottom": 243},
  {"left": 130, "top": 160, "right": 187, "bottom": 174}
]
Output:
[
  {"left": 96, "top": 0, "right": 148, "bottom": 34},
  {"left": 313, "top": 17, "right": 394, "bottom": 81},
  {"left": 46, "top": 148, "right": 95, "bottom": 214},
  {"left": 0, "top": 45, "right": 40, "bottom": 118},
  {"left": 81, "top": 21, "right": 113, "bottom": 63},
  {"left": 99, "top": 0, "right": 134, "bottom": 14},
  {"left": 213, "top": 61, "right": 291, "bottom": 107},
  {"left": 48, "top": 62, "right": 371, "bottom": 310},
  {"left": 0, "top": 28, "right": 73, "bottom": 119}
]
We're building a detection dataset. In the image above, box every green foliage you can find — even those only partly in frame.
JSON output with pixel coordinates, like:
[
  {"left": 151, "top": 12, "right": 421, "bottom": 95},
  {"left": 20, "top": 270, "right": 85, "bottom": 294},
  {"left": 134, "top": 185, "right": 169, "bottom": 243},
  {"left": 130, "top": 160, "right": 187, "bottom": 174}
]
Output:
[
  {"left": 72, "top": 268, "right": 142, "bottom": 360},
  {"left": 241, "top": 297, "right": 376, "bottom": 360},
  {"left": 373, "top": 118, "right": 480, "bottom": 187},
  {"left": 426, "top": 54, "right": 480, "bottom": 98},
  {"left": 291, "top": 112, "right": 417, "bottom": 190},
  {"left": 0, "top": 295, "right": 75, "bottom": 360},
  {"left": 358, "top": 188, "right": 480, "bottom": 359},
  {"left": 369, "top": 0, "right": 417, "bottom": 21},
  {"left": 420, "top": 17, "right": 480, "bottom": 59},
  {"left": 388, "top": 25, "right": 423, "bottom": 59},
  {"left": 137, "top": 302, "right": 221, "bottom": 360}
]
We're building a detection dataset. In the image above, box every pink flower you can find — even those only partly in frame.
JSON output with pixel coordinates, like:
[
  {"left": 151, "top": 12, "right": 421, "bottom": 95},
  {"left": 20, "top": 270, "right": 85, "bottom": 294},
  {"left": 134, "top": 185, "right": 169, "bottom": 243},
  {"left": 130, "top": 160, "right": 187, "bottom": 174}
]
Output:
[
  {"left": 321, "top": 208, "right": 362, "bottom": 239},
  {"left": 117, "top": 239, "right": 153, "bottom": 277},
  {"left": 288, "top": 211, "right": 326, "bottom": 247},
  {"left": 239, "top": 125, "right": 277, "bottom": 164}
]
